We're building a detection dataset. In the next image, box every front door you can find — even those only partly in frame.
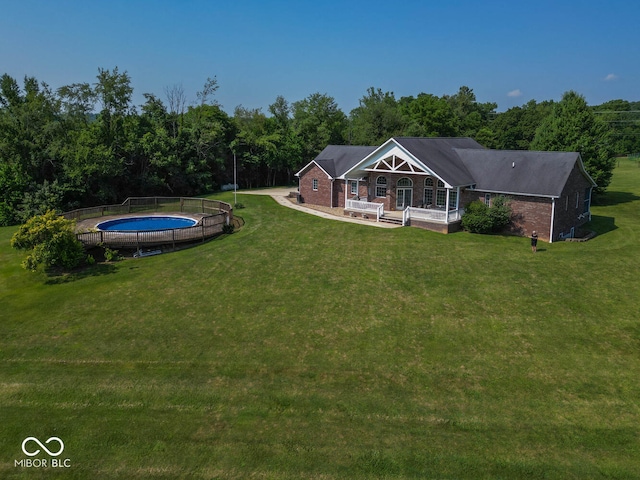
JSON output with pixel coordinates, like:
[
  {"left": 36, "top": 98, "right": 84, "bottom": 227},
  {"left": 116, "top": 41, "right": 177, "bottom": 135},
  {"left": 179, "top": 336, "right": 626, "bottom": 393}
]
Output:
[{"left": 396, "top": 188, "right": 413, "bottom": 210}]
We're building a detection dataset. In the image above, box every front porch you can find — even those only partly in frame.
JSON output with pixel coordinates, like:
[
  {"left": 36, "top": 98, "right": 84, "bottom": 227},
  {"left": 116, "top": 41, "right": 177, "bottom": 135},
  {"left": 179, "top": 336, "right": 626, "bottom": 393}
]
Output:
[{"left": 344, "top": 198, "right": 464, "bottom": 231}]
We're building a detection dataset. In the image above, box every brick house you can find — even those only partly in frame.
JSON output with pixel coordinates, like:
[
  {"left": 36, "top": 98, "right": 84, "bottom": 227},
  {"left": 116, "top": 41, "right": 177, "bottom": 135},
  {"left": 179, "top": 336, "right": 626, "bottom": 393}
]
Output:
[{"left": 295, "top": 137, "right": 596, "bottom": 242}]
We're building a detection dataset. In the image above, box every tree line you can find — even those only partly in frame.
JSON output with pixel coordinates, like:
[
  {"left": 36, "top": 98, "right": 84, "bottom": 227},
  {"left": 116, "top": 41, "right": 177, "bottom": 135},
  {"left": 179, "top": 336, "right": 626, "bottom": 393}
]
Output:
[{"left": 2, "top": 67, "right": 637, "bottom": 226}]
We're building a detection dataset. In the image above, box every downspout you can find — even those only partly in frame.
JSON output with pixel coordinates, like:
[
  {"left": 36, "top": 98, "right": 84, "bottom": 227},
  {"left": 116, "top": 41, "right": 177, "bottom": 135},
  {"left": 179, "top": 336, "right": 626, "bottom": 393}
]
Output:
[
  {"left": 588, "top": 186, "right": 593, "bottom": 221},
  {"left": 549, "top": 198, "right": 556, "bottom": 243}
]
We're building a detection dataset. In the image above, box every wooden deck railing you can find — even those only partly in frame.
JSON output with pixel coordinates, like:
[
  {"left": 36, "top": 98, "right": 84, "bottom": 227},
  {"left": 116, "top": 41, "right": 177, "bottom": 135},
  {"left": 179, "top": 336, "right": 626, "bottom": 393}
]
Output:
[
  {"left": 62, "top": 196, "right": 232, "bottom": 222},
  {"left": 402, "top": 207, "right": 464, "bottom": 225},
  {"left": 62, "top": 197, "right": 233, "bottom": 248},
  {"left": 345, "top": 199, "right": 385, "bottom": 221}
]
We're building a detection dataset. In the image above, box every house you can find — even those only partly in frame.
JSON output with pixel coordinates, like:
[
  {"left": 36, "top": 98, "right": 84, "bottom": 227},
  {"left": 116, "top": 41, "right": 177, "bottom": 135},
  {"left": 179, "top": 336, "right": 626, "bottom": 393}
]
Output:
[{"left": 295, "top": 137, "right": 596, "bottom": 242}]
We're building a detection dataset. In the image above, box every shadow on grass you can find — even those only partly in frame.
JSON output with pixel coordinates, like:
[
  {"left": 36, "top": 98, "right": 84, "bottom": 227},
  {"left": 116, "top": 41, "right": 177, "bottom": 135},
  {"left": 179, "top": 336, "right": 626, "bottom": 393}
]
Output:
[
  {"left": 586, "top": 215, "right": 618, "bottom": 236},
  {"left": 593, "top": 191, "right": 640, "bottom": 207},
  {"left": 45, "top": 262, "right": 118, "bottom": 285}
]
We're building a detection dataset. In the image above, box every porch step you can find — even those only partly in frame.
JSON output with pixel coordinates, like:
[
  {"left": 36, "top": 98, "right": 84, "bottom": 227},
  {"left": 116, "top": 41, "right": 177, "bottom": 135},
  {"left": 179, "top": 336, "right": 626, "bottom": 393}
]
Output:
[{"left": 379, "top": 215, "right": 403, "bottom": 225}]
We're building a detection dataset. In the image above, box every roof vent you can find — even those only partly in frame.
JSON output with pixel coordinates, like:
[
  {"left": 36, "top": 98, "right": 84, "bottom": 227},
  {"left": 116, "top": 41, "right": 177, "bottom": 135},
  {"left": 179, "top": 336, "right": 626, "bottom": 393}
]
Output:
[{"left": 512, "top": 162, "right": 515, "bottom": 168}]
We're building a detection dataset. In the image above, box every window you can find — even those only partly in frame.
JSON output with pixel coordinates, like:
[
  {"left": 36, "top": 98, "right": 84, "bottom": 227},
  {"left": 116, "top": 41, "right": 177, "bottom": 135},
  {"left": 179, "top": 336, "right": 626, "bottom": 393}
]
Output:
[
  {"left": 424, "top": 178, "right": 434, "bottom": 206},
  {"left": 397, "top": 177, "right": 413, "bottom": 187},
  {"left": 436, "top": 189, "right": 446, "bottom": 208},
  {"left": 312, "top": 178, "right": 318, "bottom": 191},
  {"left": 437, "top": 180, "right": 445, "bottom": 188},
  {"left": 424, "top": 188, "right": 433, "bottom": 206},
  {"left": 449, "top": 190, "right": 458, "bottom": 210},
  {"left": 375, "top": 176, "right": 387, "bottom": 197},
  {"left": 350, "top": 181, "right": 358, "bottom": 195},
  {"left": 583, "top": 188, "right": 591, "bottom": 213},
  {"left": 484, "top": 193, "right": 491, "bottom": 206}
]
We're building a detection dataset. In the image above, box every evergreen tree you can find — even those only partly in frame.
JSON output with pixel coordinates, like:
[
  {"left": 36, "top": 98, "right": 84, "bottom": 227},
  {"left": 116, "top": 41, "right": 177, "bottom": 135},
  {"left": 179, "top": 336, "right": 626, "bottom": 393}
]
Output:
[{"left": 531, "top": 91, "right": 615, "bottom": 192}]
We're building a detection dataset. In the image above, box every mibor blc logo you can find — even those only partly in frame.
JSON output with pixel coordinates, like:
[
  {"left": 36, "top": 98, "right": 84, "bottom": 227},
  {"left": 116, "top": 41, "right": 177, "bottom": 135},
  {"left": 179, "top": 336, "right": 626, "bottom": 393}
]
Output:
[{"left": 15, "top": 436, "right": 71, "bottom": 469}]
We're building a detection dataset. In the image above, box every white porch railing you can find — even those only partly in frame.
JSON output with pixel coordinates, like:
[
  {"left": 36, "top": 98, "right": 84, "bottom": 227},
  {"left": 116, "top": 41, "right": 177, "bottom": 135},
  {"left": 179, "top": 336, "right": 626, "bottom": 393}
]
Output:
[
  {"left": 345, "top": 199, "right": 385, "bottom": 221},
  {"left": 402, "top": 207, "right": 465, "bottom": 225}
]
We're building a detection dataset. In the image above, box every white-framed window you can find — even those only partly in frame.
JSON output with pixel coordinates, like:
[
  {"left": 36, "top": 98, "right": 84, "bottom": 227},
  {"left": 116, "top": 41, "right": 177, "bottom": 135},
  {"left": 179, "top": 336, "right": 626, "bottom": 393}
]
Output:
[
  {"left": 397, "top": 177, "right": 413, "bottom": 187},
  {"left": 484, "top": 193, "right": 491, "bottom": 206},
  {"left": 583, "top": 188, "right": 591, "bottom": 213},
  {"left": 437, "top": 179, "right": 445, "bottom": 188},
  {"left": 375, "top": 176, "right": 387, "bottom": 197},
  {"left": 424, "top": 178, "right": 434, "bottom": 206},
  {"left": 436, "top": 189, "right": 446, "bottom": 208},
  {"left": 312, "top": 178, "right": 318, "bottom": 191},
  {"left": 449, "top": 190, "right": 458, "bottom": 209},
  {"left": 350, "top": 181, "right": 358, "bottom": 195}
]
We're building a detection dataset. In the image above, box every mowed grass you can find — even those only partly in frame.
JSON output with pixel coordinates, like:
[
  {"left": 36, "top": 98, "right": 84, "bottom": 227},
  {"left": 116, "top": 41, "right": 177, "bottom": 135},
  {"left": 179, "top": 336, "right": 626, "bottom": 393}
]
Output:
[{"left": 1, "top": 160, "right": 639, "bottom": 479}]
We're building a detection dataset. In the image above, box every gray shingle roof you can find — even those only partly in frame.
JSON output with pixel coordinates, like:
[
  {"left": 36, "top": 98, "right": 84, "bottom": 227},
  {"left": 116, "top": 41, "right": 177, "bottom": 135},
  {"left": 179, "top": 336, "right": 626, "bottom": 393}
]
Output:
[
  {"left": 312, "top": 145, "right": 378, "bottom": 178},
  {"left": 296, "top": 145, "right": 378, "bottom": 178},
  {"left": 454, "top": 149, "right": 589, "bottom": 197},
  {"left": 393, "top": 137, "right": 484, "bottom": 186},
  {"left": 298, "top": 139, "right": 593, "bottom": 199}
]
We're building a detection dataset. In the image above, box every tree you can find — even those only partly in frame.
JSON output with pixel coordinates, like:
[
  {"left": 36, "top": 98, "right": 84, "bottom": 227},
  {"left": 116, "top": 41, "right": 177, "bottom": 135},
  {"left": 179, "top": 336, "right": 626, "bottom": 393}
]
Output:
[
  {"left": 349, "top": 88, "right": 404, "bottom": 145},
  {"left": 0, "top": 74, "right": 66, "bottom": 223},
  {"left": 531, "top": 91, "right": 615, "bottom": 192},
  {"left": 399, "top": 93, "right": 459, "bottom": 137},
  {"left": 593, "top": 99, "right": 640, "bottom": 156},
  {"left": 444, "top": 86, "right": 497, "bottom": 138},
  {"left": 491, "top": 99, "right": 554, "bottom": 150},
  {"left": 292, "top": 93, "right": 348, "bottom": 165},
  {"left": 11, "top": 210, "right": 86, "bottom": 272}
]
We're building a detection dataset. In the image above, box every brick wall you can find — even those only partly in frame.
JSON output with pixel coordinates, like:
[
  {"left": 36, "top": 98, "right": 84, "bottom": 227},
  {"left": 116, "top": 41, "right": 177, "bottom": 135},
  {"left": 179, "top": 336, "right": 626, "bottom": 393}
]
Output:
[
  {"left": 553, "top": 163, "right": 593, "bottom": 240},
  {"left": 460, "top": 190, "right": 553, "bottom": 242},
  {"left": 298, "top": 164, "right": 333, "bottom": 207}
]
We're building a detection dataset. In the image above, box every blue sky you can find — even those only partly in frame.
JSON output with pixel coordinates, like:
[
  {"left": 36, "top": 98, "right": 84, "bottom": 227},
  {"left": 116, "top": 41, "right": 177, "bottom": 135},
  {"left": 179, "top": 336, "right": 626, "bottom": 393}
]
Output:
[{"left": 1, "top": 0, "right": 638, "bottom": 114}]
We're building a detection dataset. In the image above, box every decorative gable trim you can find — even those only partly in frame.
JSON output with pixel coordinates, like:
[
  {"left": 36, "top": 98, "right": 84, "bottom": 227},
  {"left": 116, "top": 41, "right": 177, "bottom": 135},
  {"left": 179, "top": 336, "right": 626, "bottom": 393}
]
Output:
[
  {"left": 365, "top": 154, "right": 429, "bottom": 174},
  {"left": 341, "top": 138, "right": 446, "bottom": 183}
]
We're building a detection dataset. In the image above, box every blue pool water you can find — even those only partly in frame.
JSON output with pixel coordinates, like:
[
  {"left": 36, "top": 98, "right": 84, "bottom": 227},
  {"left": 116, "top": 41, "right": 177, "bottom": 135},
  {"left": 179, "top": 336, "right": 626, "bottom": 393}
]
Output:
[{"left": 97, "top": 216, "right": 197, "bottom": 231}]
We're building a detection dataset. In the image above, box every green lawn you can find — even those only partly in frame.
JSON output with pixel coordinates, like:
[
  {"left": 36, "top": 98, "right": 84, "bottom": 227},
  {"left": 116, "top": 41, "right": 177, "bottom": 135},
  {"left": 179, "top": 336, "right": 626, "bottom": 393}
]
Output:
[{"left": 1, "top": 159, "right": 639, "bottom": 479}]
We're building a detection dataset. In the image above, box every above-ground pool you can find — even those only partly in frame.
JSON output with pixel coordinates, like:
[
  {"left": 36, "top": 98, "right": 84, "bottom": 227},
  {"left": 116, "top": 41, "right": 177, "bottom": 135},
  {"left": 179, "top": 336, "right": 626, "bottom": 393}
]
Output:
[{"left": 97, "top": 216, "right": 198, "bottom": 232}]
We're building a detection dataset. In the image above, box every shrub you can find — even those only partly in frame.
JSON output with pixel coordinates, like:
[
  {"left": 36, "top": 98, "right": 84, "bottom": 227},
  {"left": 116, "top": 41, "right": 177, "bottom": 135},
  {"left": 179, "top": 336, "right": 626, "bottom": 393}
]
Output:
[
  {"left": 222, "top": 223, "right": 235, "bottom": 235},
  {"left": 103, "top": 247, "right": 121, "bottom": 262},
  {"left": 10, "top": 210, "right": 86, "bottom": 272},
  {"left": 461, "top": 196, "right": 511, "bottom": 234}
]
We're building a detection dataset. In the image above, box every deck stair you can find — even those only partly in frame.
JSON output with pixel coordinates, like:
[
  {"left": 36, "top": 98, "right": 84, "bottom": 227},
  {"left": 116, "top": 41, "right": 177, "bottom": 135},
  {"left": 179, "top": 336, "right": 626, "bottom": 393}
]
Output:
[{"left": 379, "top": 214, "right": 403, "bottom": 225}]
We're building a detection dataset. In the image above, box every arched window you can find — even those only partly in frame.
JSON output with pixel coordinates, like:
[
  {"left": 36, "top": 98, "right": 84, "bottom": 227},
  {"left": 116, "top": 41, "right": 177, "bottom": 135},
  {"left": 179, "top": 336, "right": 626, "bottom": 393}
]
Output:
[
  {"left": 437, "top": 179, "right": 445, "bottom": 188},
  {"left": 424, "top": 177, "right": 434, "bottom": 206},
  {"left": 375, "top": 176, "right": 387, "bottom": 197},
  {"left": 397, "top": 177, "right": 413, "bottom": 187}
]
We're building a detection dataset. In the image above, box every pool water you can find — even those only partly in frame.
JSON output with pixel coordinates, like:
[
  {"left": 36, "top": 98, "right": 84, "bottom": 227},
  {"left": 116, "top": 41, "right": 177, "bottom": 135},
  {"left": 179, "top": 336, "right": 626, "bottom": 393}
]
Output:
[{"left": 97, "top": 216, "right": 197, "bottom": 231}]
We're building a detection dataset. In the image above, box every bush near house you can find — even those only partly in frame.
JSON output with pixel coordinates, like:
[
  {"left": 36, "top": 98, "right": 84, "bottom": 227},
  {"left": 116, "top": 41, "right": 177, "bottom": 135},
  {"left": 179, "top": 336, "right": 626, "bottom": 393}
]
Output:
[{"left": 462, "top": 196, "right": 511, "bottom": 234}]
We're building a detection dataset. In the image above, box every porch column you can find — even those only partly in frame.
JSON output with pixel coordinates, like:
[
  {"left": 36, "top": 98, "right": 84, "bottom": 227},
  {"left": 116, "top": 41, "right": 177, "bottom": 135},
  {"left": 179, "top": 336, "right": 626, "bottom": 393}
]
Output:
[
  {"left": 445, "top": 188, "right": 450, "bottom": 223},
  {"left": 344, "top": 179, "right": 348, "bottom": 207}
]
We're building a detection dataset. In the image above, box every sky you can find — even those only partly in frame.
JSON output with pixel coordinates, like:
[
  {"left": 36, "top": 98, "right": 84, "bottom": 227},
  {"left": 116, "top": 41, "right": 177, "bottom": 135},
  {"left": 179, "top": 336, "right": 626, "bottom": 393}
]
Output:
[{"left": 1, "top": 0, "right": 638, "bottom": 114}]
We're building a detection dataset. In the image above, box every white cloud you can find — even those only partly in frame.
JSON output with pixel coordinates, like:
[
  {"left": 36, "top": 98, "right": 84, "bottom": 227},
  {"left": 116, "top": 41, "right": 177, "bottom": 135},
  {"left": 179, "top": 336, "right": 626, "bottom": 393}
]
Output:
[
  {"left": 604, "top": 73, "right": 618, "bottom": 81},
  {"left": 507, "top": 89, "right": 523, "bottom": 98}
]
